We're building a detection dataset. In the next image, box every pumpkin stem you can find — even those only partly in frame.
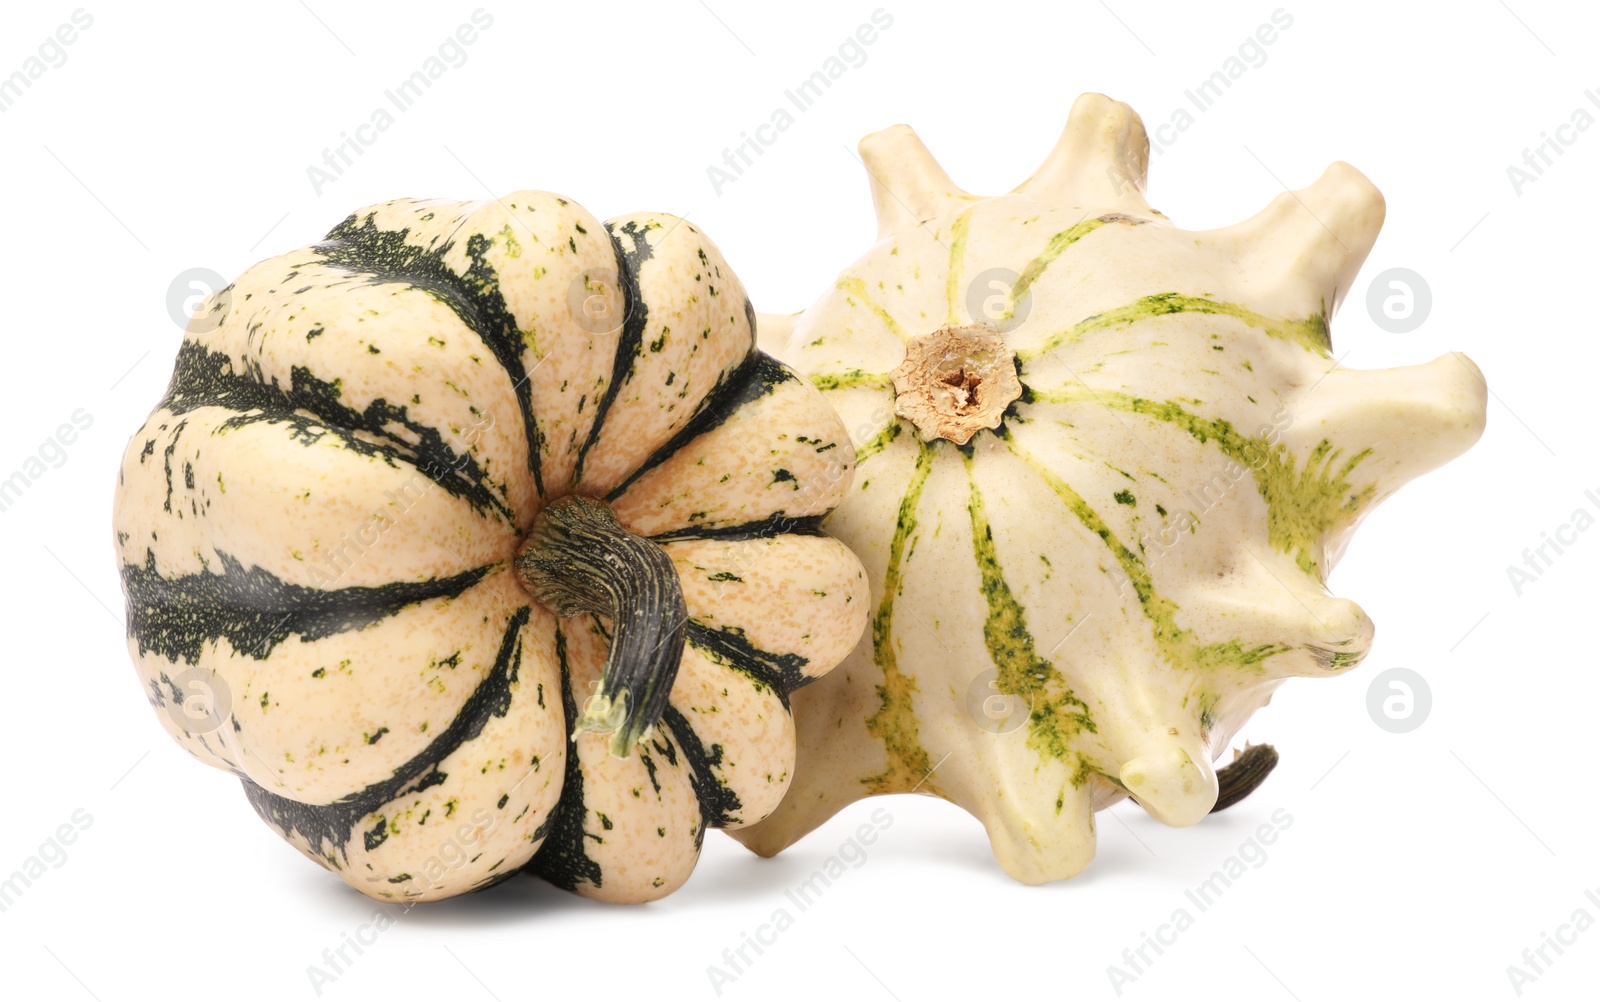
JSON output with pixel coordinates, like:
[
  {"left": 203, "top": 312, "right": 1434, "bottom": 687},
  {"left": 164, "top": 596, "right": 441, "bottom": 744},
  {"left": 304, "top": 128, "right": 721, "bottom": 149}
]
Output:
[
  {"left": 514, "top": 496, "right": 687, "bottom": 759},
  {"left": 1209, "top": 743, "right": 1279, "bottom": 813},
  {"left": 890, "top": 325, "right": 1023, "bottom": 445}
]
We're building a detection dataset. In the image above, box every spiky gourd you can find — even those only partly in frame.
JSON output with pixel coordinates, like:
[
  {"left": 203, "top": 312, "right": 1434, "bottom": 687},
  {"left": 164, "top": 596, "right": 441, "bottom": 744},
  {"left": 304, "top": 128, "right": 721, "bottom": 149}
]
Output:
[
  {"left": 735, "top": 94, "right": 1487, "bottom": 883},
  {"left": 114, "top": 191, "right": 867, "bottom": 902}
]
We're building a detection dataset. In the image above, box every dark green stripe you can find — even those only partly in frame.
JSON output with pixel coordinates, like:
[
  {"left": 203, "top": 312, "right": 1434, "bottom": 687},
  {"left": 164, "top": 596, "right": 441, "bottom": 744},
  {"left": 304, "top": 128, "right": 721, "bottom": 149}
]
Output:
[
  {"left": 660, "top": 704, "right": 743, "bottom": 828},
  {"left": 571, "top": 219, "right": 652, "bottom": 487},
  {"left": 470, "top": 868, "right": 522, "bottom": 893},
  {"left": 605, "top": 352, "right": 793, "bottom": 502},
  {"left": 241, "top": 605, "right": 529, "bottom": 865},
  {"left": 649, "top": 512, "right": 826, "bottom": 544},
  {"left": 159, "top": 418, "right": 187, "bottom": 513},
  {"left": 122, "top": 549, "right": 490, "bottom": 665},
  {"left": 526, "top": 624, "right": 604, "bottom": 892},
  {"left": 686, "top": 621, "right": 803, "bottom": 697},
  {"left": 318, "top": 211, "right": 546, "bottom": 496},
  {"left": 161, "top": 340, "right": 513, "bottom": 522}
]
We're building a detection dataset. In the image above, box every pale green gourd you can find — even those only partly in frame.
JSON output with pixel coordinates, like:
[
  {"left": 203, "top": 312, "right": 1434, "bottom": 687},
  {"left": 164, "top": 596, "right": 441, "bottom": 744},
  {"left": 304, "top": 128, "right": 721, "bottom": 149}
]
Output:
[{"left": 737, "top": 94, "right": 1487, "bottom": 883}]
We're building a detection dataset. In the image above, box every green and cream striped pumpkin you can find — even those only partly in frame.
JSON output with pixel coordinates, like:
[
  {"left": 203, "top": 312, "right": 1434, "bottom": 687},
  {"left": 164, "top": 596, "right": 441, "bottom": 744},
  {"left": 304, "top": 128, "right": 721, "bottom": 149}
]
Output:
[
  {"left": 735, "top": 94, "right": 1488, "bottom": 883},
  {"left": 114, "top": 191, "right": 867, "bottom": 902}
]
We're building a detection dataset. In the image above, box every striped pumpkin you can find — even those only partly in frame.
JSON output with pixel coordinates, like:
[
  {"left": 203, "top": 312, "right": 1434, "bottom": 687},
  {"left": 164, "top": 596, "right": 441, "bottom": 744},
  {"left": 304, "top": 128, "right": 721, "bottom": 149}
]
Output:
[
  {"left": 734, "top": 94, "right": 1488, "bottom": 883},
  {"left": 114, "top": 192, "right": 867, "bottom": 902}
]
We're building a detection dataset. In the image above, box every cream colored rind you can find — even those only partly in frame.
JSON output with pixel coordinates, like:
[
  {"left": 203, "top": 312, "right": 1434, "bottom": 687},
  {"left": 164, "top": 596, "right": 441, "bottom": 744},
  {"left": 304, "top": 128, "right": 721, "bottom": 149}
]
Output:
[
  {"left": 735, "top": 93, "right": 1487, "bottom": 883},
  {"left": 114, "top": 191, "right": 866, "bottom": 902}
]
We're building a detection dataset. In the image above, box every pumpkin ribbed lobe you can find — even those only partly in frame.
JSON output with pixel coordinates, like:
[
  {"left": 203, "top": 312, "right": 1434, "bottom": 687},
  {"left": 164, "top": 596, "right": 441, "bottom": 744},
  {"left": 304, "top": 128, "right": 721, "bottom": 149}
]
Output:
[
  {"left": 117, "top": 188, "right": 869, "bottom": 904},
  {"left": 514, "top": 496, "right": 687, "bottom": 759},
  {"left": 889, "top": 325, "right": 1023, "bottom": 444}
]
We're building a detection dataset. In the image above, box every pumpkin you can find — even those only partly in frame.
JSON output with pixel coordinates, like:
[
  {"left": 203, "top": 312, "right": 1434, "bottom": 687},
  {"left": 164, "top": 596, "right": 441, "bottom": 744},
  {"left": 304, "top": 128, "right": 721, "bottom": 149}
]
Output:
[
  {"left": 114, "top": 191, "right": 868, "bottom": 903},
  {"left": 733, "top": 94, "right": 1488, "bottom": 883}
]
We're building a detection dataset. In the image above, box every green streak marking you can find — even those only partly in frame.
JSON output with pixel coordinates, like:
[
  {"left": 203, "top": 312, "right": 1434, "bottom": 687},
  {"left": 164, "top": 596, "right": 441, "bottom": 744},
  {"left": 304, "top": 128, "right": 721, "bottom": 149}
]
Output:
[
  {"left": 836, "top": 277, "right": 906, "bottom": 341},
  {"left": 1326, "top": 649, "right": 1365, "bottom": 670},
  {"left": 958, "top": 448, "right": 1097, "bottom": 778},
  {"left": 1028, "top": 388, "right": 1376, "bottom": 575},
  {"left": 1006, "top": 215, "right": 1139, "bottom": 319},
  {"left": 808, "top": 369, "right": 892, "bottom": 391},
  {"left": 1018, "top": 293, "right": 1331, "bottom": 361},
  {"left": 944, "top": 210, "right": 973, "bottom": 326},
  {"left": 862, "top": 440, "right": 938, "bottom": 794},
  {"left": 998, "top": 428, "right": 1289, "bottom": 677},
  {"left": 1263, "top": 440, "right": 1376, "bottom": 575},
  {"left": 854, "top": 420, "right": 903, "bottom": 464}
]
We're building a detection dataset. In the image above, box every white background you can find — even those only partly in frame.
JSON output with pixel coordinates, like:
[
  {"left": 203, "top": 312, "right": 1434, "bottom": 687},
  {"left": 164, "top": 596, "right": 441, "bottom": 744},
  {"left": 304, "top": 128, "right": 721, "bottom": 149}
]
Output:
[{"left": 0, "top": 1, "right": 1594, "bottom": 999}]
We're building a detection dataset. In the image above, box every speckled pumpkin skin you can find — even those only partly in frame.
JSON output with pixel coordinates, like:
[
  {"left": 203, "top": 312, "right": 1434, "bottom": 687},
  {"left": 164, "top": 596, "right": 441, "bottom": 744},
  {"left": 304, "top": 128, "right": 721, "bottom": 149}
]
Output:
[
  {"left": 114, "top": 192, "right": 867, "bottom": 903},
  {"left": 734, "top": 94, "right": 1487, "bottom": 883}
]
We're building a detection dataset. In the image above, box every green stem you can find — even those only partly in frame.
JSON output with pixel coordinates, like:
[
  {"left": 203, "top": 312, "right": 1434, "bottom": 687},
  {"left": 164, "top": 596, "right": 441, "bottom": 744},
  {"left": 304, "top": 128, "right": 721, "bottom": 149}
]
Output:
[
  {"left": 514, "top": 497, "right": 687, "bottom": 758},
  {"left": 1209, "top": 743, "right": 1279, "bottom": 813}
]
